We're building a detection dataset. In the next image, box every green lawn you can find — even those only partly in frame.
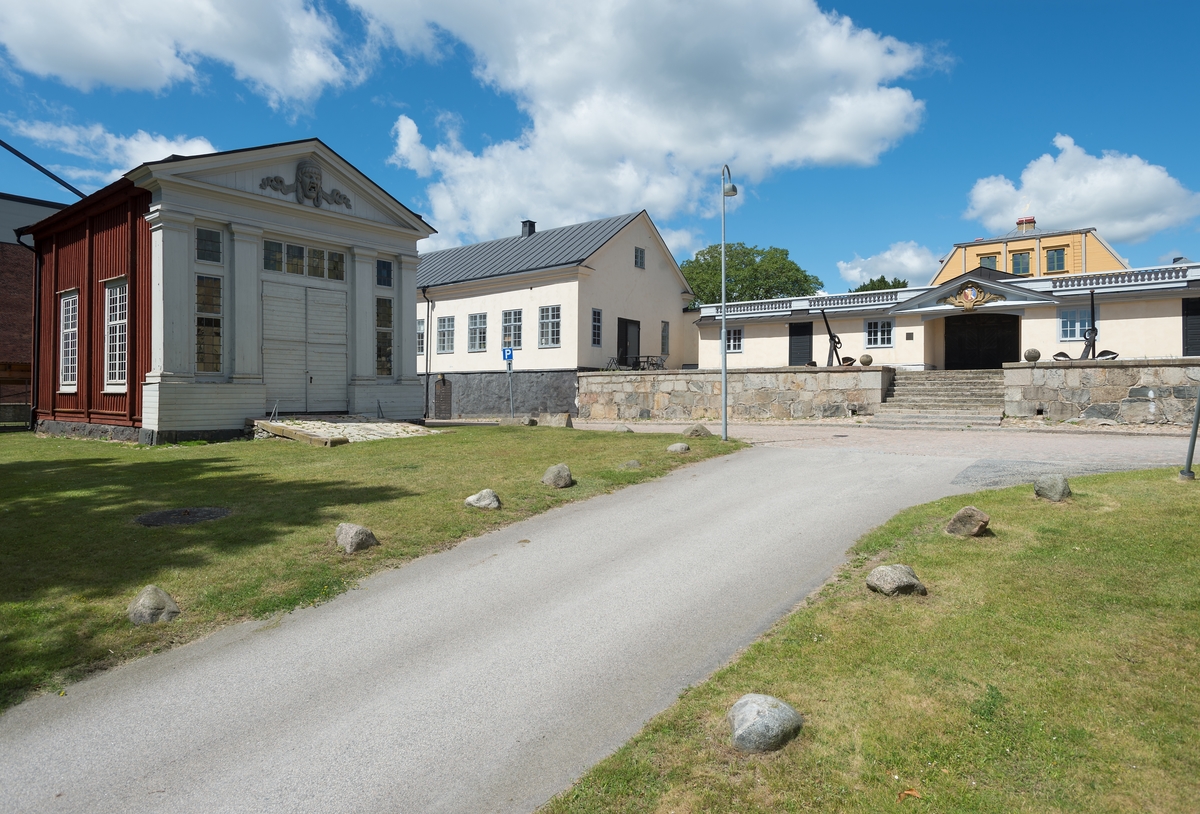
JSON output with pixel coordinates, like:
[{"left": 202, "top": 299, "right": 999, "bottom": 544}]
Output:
[
  {"left": 0, "top": 427, "right": 737, "bottom": 711},
  {"left": 544, "top": 469, "right": 1200, "bottom": 814}
]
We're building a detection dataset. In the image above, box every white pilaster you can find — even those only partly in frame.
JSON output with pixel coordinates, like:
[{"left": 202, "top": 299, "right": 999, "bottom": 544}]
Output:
[
  {"left": 229, "top": 223, "right": 263, "bottom": 382},
  {"left": 351, "top": 246, "right": 378, "bottom": 383},
  {"left": 144, "top": 207, "right": 195, "bottom": 383},
  {"left": 398, "top": 252, "right": 418, "bottom": 383}
]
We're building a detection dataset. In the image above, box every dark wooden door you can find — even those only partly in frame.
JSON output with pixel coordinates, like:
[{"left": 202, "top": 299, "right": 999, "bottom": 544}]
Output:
[
  {"left": 1185, "top": 298, "right": 1200, "bottom": 356},
  {"left": 944, "top": 313, "right": 1020, "bottom": 370},
  {"left": 617, "top": 318, "right": 640, "bottom": 366},
  {"left": 788, "top": 322, "right": 813, "bottom": 366}
]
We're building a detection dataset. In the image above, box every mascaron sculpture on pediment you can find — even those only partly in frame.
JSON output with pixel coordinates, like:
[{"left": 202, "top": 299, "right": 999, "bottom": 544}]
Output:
[
  {"left": 260, "top": 159, "right": 352, "bottom": 209},
  {"left": 939, "top": 282, "right": 1004, "bottom": 311}
]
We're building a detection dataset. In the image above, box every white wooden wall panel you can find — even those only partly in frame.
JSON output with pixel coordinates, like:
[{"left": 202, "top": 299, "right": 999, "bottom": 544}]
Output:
[
  {"left": 262, "top": 282, "right": 307, "bottom": 412},
  {"left": 306, "top": 288, "right": 348, "bottom": 412}
]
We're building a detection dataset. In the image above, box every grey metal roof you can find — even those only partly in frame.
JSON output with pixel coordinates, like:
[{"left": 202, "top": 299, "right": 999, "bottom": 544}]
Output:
[{"left": 417, "top": 212, "right": 641, "bottom": 287}]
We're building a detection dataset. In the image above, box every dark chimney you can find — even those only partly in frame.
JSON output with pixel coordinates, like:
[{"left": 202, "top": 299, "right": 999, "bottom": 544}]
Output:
[{"left": 521, "top": 220, "right": 536, "bottom": 237}]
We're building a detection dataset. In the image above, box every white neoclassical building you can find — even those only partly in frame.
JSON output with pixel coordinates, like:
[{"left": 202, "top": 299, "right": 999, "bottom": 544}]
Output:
[{"left": 29, "top": 139, "right": 434, "bottom": 443}]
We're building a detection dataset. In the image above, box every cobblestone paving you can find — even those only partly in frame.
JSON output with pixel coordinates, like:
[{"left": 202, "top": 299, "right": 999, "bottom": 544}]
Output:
[{"left": 259, "top": 415, "right": 438, "bottom": 443}]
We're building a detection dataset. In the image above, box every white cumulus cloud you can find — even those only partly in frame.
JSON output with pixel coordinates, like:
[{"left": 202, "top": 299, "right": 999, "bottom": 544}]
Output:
[
  {"left": 3, "top": 119, "right": 216, "bottom": 187},
  {"left": 367, "top": 0, "right": 926, "bottom": 246},
  {"left": 965, "top": 134, "right": 1200, "bottom": 243},
  {"left": 0, "top": 0, "right": 362, "bottom": 110},
  {"left": 836, "top": 241, "right": 938, "bottom": 286}
]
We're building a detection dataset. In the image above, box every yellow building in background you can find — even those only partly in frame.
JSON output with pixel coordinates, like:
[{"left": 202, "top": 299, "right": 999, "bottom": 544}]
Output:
[{"left": 930, "top": 217, "right": 1127, "bottom": 285}]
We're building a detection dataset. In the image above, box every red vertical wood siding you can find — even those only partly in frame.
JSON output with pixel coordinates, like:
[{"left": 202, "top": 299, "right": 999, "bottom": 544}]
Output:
[{"left": 32, "top": 181, "right": 153, "bottom": 428}]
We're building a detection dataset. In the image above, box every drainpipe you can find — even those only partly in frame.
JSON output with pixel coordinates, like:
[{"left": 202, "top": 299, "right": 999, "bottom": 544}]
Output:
[
  {"left": 16, "top": 229, "right": 39, "bottom": 431},
  {"left": 421, "top": 286, "right": 432, "bottom": 420}
]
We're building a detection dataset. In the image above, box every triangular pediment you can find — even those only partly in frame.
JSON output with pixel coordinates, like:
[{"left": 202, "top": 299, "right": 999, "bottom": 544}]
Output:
[
  {"left": 129, "top": 139, "right": 434, "bottom": 237},
  {"left": 891, "top": 270, "right": 1060, "bottom": 314}
]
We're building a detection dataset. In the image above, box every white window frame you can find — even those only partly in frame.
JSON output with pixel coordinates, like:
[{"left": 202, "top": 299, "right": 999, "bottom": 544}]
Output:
[
  {"left": 437, "top": 315, "right": 455, "bottom": 354},
  {"left": 539, "top": 305, "right": 561, "bottom": 348},
  {"left": 468, "top": 312, "right": 487, "bottom": 352},
  {"left": 865, "top": 319, "right": 893, "bottom": 348},
  {"left": 105, "top": 279, "right": 128, "bottom": 391},
  {"left": 661, "top": 321, "right": 670, "bottom": 356},
  {"left": 416, "top": 318, "right": 425, "bottom": 355},
  {"left": 634, "top": 246, "right": 646, "bottom": 269},
  {"left": 726, "top": 327, "right": 743, "bottom": 353},
  {"left": 196, "top": 274, "right": 223, "bottom": 374},
  {"left": 591, "top": 309, "right": 602, "bottom": 347},
  {"left": 1058, "top": 307, "right": 1097, "bottom": 342},
  {"left": 502, "top": 309, "right": 522, "bottom": 349},
  {"left": 59, "top": 291, "right": 78, "bottom": 392},
  {"left": 195, "top": 227, "right": 222, "bottom": 264}
]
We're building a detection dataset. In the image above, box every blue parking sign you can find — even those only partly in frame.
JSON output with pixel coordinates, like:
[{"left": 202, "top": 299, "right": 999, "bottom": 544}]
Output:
[{"left": 502, "top": 347, "right": 514, "bottom": 361}]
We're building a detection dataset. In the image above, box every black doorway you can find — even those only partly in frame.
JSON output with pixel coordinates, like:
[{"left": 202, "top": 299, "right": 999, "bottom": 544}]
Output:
[
  {"left": 788, "top": 322, "right": 813, "bottom": 365},
  {"left": 944, "top": 313, "right": 1020, "bottom": 370},
  {"left": 617, "top": 318, "right": 640, "bottom": 366},
  {"left": 1185, "top": 298, "right": 1200, "bottom": 356}
]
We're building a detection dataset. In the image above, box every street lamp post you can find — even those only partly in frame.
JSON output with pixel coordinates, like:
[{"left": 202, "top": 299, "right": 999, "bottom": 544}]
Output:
[{"left": 720, "top": 165, "right": 737, "bottom": 441}]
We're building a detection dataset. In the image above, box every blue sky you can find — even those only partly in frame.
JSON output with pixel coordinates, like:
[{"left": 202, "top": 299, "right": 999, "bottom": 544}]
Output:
[{"left": 3, "top": 1, "right": 1199, "bottom": 293}]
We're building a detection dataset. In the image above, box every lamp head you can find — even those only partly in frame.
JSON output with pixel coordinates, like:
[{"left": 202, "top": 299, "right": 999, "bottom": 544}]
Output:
[{"left": 723, "top": 182, "right": 737, "bottom": 197}]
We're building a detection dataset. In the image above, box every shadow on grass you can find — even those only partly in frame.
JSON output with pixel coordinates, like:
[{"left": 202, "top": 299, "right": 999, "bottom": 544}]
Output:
[{"left": 0, "top": 452, "right": 408, "bottom": 706}]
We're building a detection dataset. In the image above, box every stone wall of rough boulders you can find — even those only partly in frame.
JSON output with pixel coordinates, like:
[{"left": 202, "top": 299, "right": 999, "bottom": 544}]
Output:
[
  {"left": 577, "top": 367, "right": 895, "bottom": 422},
  {"left": 1003, "top": 358, "right": 1200, "bottom": 425}
]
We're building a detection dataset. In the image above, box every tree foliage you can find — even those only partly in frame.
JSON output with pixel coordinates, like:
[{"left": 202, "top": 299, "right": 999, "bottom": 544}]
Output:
[
  {"left": 850, "top": 274, "right": 909, "bottom": 293},
  {"left": 680, "top": 243, "right": 822, "bottom": 305}
]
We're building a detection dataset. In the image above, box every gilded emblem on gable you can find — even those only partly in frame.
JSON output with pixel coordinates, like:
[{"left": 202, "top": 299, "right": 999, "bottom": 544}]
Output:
[
  {"left": 939, "top": 283, "right": 1004, "bottom": 311},
  {"left": 260, "top": 160, "right": 352, "bottom": 209}
]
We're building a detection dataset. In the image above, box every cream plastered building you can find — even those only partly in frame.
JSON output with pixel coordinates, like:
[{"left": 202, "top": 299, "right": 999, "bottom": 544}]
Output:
[
  {"left": 415, "top": 211, "right": 696, "bottom": 416},
  {"left": 698, "top": 263, "right": 1200, "bottom": 371},
  {"left": 931, "top": 217, "right": 1128, "bottom": 285}
]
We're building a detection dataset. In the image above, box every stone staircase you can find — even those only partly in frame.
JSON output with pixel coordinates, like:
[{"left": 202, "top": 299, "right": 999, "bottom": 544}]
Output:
[{"left": 870, "top": 369, "right": 1005, "bottom": 429}]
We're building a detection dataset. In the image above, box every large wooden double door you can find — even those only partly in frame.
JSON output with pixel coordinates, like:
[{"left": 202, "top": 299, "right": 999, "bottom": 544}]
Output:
[
  {"left": 262, "top": 281, "right": 348, "bottom": 413},
  {"left": 944, "top": 313, "right": 1020, "bottom": 370}
]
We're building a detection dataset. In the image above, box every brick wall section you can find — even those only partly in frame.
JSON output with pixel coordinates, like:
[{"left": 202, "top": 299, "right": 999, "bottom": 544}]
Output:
[
  {"left": 578, "top": 367, "right": 894, "bottom": 421},
  {"left": 0, "top": 242, "right": 33, "bottom": 365},
  {"left": 1003, "top": 359, "right": 1200, "bottom": 424}
]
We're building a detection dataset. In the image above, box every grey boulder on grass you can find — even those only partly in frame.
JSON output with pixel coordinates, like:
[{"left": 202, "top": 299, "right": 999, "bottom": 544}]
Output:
[
  {"left": 682, "top": 423, "right": 712, "bottom": 438},
  {"left": 464, "top": 489, "right": 501, "bottom": 510},
  {"left": 1034, "top": 474, "right": 1072, "bottom": 502},
  {"left": 336, "top": 523, "right": 379, "bottom": 553},
  {"left": 866, "top": 564, "right": 927, "bottom": 596},
  {"left": 946, "top": 505, "right": 990, "bottom": 536},
  {"left": 127, "top": 585, "right": 181, "bottom": 625},
  {"left": 667, "top": 443, "right": 690, "bottom": 453},
  {"left": 727, "top": 693, "right": 804, "bottom": 753},
  {"left": 542, "top": 463, "right": 573, "bottom": 488}
]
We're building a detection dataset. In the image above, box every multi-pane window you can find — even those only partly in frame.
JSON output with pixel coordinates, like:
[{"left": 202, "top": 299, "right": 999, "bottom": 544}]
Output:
[
  {"left": 1046, "top": 248, "right": 1066, "bottom": 272},
  {"left": 377, "top": 259, "right": 393, "bottom": 287},
  {"left": 196, "top": 276, "right": 222, "bottom": 372},
  {"left": 866, "top": 319, "right": 893, "bottom": 348},
  {"left": 661, "top": 321, "right": 670, "bottom": 356},
  {"left": 416, "top": 319, "right": 425, "bottom": 355},
  {"left": 106, "top": 281, "right": 128, "bottom": 388},
  {"left": 725, "top": 327, "right": 743, "bottom": 353},
  {"left": 308, "top": 248, "right": 325, "bottom": 278},
  {"left": 264, "top": 240, "right": 283, "bottom": 271},
  {"left": 502, "top": 309, "right": 522, "bottom": 349},
  {"left": 634, "top": 246, "right": 646, "bottom": 269},
  {"left": 196, "top": 228, "right": 222, "bottom": 263},
  {"left": 980, "top": 255, "right": 997, "bottom": 269},
  {"left": 592, "top": 309, "right": 602, "bottom": 347},
  {"left": 327, "top": 251, "right": 345, "bottom": 281},
  {"left": 1059, "top": 308, "right": 1095, "bottom": 341},
  {"left": 437, "top": 315, "right": 455, "bottom": 353},
  {"left": 1012, "top": 252, "right": 1030, "bottom": 275},
  {"left": 539, "top": 305, "right": 561, "bottom": 348},
  {"left": 286, "top": 244, "right": 305, "bottom": 274},
  {"left": 468, "top": 313, "right": 487, "bottom": 352},
  {"left": 59, "top": 292, "right": 78, "bottom": 390},
  {"left": 376, "top": 298, "right": 393, "bottom": 376}
]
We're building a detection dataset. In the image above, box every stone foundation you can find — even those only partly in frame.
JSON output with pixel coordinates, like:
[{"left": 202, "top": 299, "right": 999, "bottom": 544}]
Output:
[
  {"left": 1003, "top": 358, "right": 1200, "bottom": 424},
  {"left": 35, "top": 419, "right": 250, "bottom": 445},
  {"left": 577, "top": 367, "right": 894, "bottom": 421},
  {"left": 419, "top": 370, "right": 580, "bottom": 417}
]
